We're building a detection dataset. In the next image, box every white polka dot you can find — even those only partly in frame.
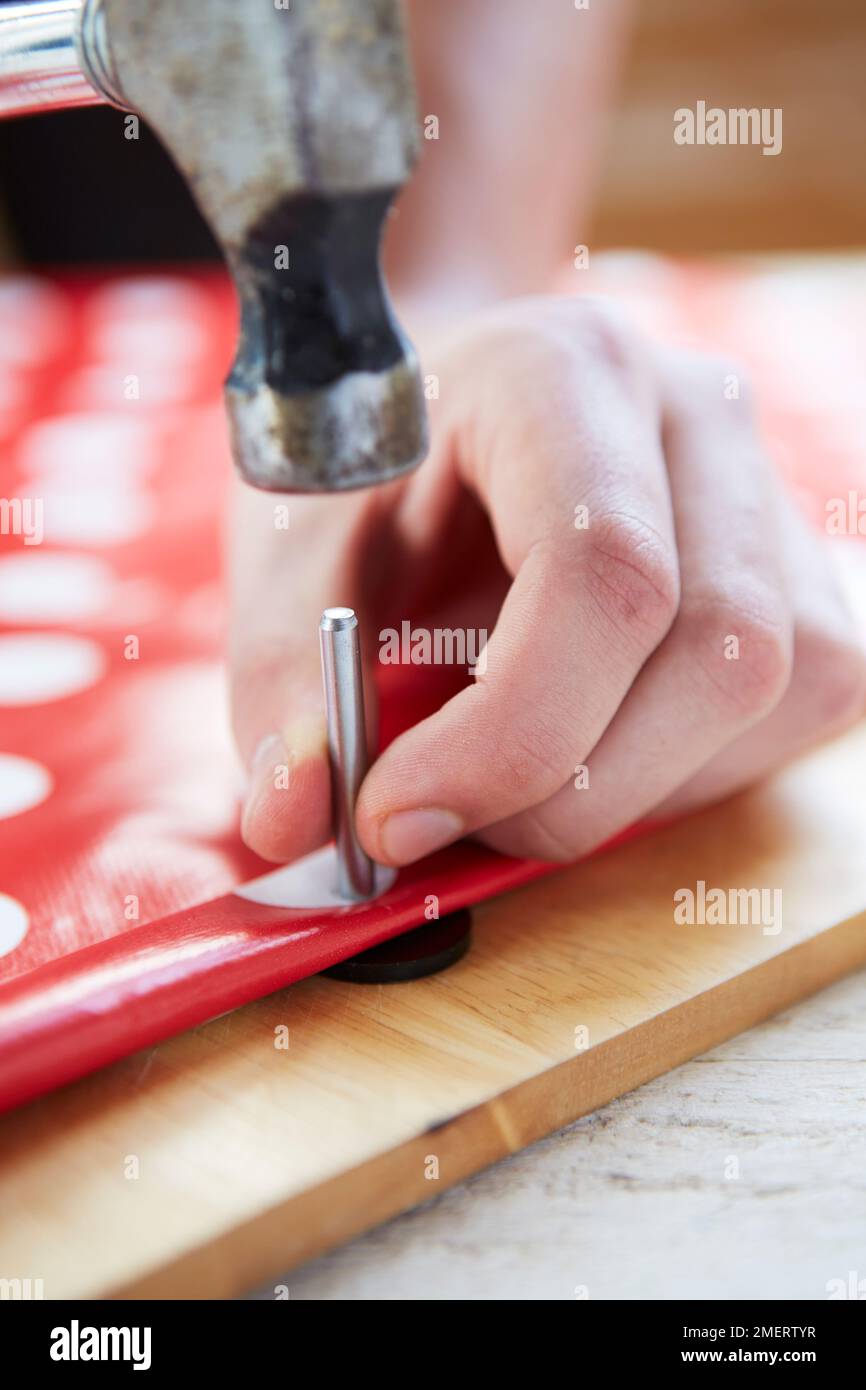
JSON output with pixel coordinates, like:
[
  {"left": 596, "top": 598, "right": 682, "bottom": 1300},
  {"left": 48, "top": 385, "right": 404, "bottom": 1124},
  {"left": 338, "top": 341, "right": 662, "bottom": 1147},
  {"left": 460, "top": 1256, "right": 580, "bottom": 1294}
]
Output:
[
  {"left": 90, "top": 316, "right": 208, "bottom": 368},
  {"left": 0, "top": 892, "right": 29, "bottom": 957},
  {"left": 0, "top": 753, "right": 52, "bottom": 818},
  {"left": 88, "top": 276, "right": 211, "bottom": 320},
  {"left": 234, "top": 845, "right": 396, "bottom": 909},
  {"left": 0, "top": 554, "right": 113, "bottom": 622},
  {"left": 38, "top": 490, "right": 154, "bottom": 546},
  {"left": 17, "top": 413, "right": 157, "bottom": 483},
  {"left": 0, "top": 277, "right": 69, "bottom": 366},
  {"left": 61, "top": 364, "right": 197, "bottom": 409},
  {"left": 0, "top": 633, "right": 105, "bottom": 704}
]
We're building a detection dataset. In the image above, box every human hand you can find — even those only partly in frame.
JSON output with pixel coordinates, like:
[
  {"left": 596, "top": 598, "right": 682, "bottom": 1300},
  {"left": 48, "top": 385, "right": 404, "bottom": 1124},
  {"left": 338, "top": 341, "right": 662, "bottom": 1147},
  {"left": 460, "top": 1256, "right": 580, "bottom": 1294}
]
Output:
[{"left": 231, "top": 296, "right": 865, "bottom": 867}]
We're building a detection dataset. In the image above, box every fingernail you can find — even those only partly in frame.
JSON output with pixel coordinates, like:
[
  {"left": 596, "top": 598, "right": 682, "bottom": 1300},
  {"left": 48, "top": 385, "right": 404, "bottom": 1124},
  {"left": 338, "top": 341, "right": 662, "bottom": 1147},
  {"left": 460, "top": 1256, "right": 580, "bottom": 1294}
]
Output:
[
  {"left": 379, "top": 807, "right": 463, "bottom": 865},
  {"left": 244, "top": 719, "right": 327, "bottom": 795},
  {"left": 282, "top": 715, "right": 329, "bottom": 763},
  {"left": 249, "top": 733, "right": 287, "bottom": 782}
]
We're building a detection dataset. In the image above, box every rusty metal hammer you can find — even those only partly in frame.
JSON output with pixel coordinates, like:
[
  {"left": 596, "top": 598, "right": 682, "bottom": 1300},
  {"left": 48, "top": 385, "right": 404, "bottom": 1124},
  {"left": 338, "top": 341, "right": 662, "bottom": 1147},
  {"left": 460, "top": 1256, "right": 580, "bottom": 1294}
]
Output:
[{"left": 0, "top": 0, "right": 428, "bottom": 493}]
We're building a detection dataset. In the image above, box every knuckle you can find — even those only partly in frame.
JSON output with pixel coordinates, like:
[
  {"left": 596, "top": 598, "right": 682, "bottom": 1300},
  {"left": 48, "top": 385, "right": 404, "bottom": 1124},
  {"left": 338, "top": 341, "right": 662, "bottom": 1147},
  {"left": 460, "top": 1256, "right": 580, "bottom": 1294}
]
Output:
[
  {"left": 667, "top": 350, "right": 755, "bottom": 420},
  {"left": 485, "top": 295, "right": 642, "bottom": 378},
  {"left": 564, "top": 295, "right": 626, "bottom": 349},
  {"left": 727, "top": 615, "right": 791, "bottom": 715},
  {"left": 493, "top": 804, "right": 580, "bottom": 864},
  {"left": 521, "top": 815, "right": 579, "bottom": 864},
  {"left": 470, "top": 676, "right": 575, "bottom": 806},
  {"left": 582, "top": 512, "right": 680, "bottom": 642},
  {"left": 795, "top": 623, "right": 866, "bottom": 730},
  {"left": 494, "top": 714, "right": 575, "bottom": 803},
  {"left": 480, "top": 814, "right": 576, "bottom": 865},
  {"left": 681, "top": 588, "right": 792, "bottom": 719},
  {"left": 558, "top": 297, "right": 646, "bottom": 380}
]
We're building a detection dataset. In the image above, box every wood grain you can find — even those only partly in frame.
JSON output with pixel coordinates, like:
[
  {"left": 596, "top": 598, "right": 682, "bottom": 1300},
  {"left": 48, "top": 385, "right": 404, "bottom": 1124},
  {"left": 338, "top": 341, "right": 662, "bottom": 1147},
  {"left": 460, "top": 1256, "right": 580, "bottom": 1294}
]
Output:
[
  {"left": 283, "top": 970, "right": 866, "bottom": 1301},
  {"left": 1, "top": 721, "right": 865, "bottom": 1300}
]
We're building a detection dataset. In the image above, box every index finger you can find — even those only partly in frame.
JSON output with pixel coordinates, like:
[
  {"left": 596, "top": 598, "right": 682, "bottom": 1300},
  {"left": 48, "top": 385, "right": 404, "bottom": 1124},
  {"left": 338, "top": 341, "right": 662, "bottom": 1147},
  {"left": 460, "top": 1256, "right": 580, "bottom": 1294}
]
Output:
[{"left": 357, "top": 314, "right": 680, "bottom": 865}]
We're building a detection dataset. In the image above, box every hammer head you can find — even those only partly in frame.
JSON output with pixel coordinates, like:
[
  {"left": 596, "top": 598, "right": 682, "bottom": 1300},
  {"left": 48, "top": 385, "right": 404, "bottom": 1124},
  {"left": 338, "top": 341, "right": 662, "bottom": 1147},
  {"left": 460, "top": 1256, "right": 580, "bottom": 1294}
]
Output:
[{"left": 99, "top": 0, "right": 428, "bottom": 492}]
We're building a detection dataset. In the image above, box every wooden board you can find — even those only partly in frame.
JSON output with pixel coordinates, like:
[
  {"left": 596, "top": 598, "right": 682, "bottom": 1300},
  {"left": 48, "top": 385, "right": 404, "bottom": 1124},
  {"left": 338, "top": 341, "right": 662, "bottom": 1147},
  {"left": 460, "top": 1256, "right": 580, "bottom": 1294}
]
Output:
[
  {"left": 2, "top": 721, "right": 866, "bottom": 1300},
  {"left": 594, "top": 0, "right": 866, "bottom": 252}
]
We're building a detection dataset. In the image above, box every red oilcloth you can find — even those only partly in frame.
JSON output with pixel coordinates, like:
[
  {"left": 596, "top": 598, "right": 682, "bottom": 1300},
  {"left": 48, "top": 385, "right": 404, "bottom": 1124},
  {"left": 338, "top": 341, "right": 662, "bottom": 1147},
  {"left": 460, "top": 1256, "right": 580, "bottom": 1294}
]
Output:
[
  {"left": 0, "top": 262, "right": 863, "bottom": 1112},
  {"left": 0, "top": 844, "right": 556, "bottom": 1113}
]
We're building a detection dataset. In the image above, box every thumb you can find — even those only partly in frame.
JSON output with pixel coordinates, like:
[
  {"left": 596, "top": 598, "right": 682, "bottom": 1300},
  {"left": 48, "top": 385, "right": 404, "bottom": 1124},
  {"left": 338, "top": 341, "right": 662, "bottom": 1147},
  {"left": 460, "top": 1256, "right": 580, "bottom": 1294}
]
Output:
[
  {"left": 233, "top": 636, "right": 333, "bottom": 864},
  {"left": 229, "top": 478, "right": 382, "bottom": 864}
]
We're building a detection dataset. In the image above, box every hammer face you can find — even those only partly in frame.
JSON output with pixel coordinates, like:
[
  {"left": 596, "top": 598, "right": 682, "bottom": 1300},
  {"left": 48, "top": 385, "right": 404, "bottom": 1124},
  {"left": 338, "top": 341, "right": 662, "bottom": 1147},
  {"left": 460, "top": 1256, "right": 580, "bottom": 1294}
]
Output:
[
  {"left": 227, "top": 322, "right": 428, "bottom": 493},
  {"left": 101, "top": 0, "right": 428, "bottom": 493},
  {"left": 228, "top": 361, "right": 427, "bottom": 494}
]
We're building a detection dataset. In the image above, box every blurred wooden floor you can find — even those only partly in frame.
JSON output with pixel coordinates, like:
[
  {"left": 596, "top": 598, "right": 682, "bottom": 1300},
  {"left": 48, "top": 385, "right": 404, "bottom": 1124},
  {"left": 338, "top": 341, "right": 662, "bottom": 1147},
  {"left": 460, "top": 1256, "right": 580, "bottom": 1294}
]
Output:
[{"left": 595, "top": 0, "right": 866, "bottom": 251}]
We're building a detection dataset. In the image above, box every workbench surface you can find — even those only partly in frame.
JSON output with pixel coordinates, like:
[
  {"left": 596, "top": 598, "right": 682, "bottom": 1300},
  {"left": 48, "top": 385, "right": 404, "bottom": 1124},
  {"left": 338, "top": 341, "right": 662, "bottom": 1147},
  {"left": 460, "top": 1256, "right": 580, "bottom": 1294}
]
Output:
[{"left": 270, "top": 968, "right": 866, "bottom": 1301}]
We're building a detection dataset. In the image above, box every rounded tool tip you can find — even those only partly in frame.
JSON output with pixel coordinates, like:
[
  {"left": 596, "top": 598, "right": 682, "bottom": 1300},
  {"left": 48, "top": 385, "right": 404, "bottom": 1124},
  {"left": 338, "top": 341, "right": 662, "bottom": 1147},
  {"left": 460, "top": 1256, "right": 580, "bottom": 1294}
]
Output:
[{"left": 320, "top": 606, "right": 358, "bottom": 631}]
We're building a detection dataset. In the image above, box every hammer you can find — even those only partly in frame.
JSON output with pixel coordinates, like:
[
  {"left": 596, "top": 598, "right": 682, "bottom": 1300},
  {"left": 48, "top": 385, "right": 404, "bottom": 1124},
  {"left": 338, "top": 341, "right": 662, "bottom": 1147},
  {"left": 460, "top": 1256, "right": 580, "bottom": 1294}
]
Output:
[{"left": 0, "top": 0, "right": 428, "bottom": 493}]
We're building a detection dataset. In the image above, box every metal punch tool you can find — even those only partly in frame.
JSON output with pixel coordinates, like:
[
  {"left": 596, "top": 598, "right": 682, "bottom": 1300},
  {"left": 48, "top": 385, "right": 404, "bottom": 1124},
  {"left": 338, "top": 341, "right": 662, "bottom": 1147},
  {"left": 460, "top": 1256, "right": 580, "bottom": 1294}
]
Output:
[{"left": 319, "top": 608, "right": 375, "bottom": 901}]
